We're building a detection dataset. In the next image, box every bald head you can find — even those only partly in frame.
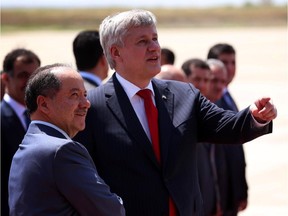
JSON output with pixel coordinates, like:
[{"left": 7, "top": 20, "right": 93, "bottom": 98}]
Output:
[{"left": 156, "top": 64, "right": 187, "bottom": 82}]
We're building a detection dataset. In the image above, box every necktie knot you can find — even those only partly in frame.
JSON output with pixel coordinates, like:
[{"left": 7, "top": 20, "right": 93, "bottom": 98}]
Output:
[{"left": 137, "top": 89, "right": 152, "bottom": 100}]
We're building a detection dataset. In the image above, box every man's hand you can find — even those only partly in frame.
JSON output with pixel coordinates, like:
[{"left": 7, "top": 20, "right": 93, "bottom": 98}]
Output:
[{"left": 250, "top": 97, "right": 277, "bottom": 123}]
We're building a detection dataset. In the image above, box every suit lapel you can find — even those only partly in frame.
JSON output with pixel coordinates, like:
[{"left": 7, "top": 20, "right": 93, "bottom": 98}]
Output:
[
  {"left": 217, "top": 91, "right": 238, "bottom": 112},
  {"left": 225, "top": 91, "right": 238, "bottom": 112},
  {"left": 2, "top": 101, "right": 26, "bottom": 133},
  {"left": 152, "top": 80, "right": 175, "bottom": 167},
  {"left": 105, "top": 74, "right": 160, "bottom": 168}
]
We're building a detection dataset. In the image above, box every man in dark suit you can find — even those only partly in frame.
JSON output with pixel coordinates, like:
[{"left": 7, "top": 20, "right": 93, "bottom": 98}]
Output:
[
  {"left": 73, "top": 30, "right": 109, "bottom": 90},
  {"left": 1, "top": 48, "right": 41, "bottom": 216},
  {"left": 74, "top": 9, "right": 277, "bottom": 216},
  {"left": 208, "top": 43, "right": 248, "bottom": 216},
  {"left": 161, "top": 48, "right": 175, "bottom": 65},
  {"left": 8, "top": 63, "right": 125, "bottom": 216}
]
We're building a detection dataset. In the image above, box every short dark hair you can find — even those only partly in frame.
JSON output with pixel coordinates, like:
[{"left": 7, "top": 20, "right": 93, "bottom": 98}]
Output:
[
  {"left": 181, "top": 58, "right": 210, "bottom": 76},
  {"left": 207, "top": 43, "right": 236, "bottom": 59},
  {"left": 73, "top": 30, "right": 103, "bottom": 71},
  {"left": 25, "top": 63, "right": 69, "bottom": 114},
  {"left": 161, "top": 48, "right": 175, "bottom": 65},
  {"left": 3, "top": 48, "right": 41, "bottom": 76}
]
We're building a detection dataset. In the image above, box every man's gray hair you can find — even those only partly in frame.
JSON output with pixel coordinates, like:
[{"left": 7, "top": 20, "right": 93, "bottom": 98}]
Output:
[{"left": 99, "top": 9, "right": 157, "bottom": 70}]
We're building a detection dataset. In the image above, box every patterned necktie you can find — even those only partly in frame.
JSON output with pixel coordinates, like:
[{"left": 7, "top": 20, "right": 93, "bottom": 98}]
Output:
[
  {"left": 137, "top": 89, "right": 161, "bottom": 163},
  {"left": 137, "top": 89, "right": 177, "bottom": 216}
]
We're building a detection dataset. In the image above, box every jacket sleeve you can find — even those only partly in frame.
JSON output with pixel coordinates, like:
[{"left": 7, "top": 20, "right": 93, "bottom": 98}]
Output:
[
  {"left": 196, "top": 94, "right": 273, "bottom": 144},
  {"left": 53, "top": 141, "right": 125, "bottom": 216}
]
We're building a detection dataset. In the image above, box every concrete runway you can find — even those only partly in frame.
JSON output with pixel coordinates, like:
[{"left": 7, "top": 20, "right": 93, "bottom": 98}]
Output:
[{"left": 1, "top": 27, "right": 287, "bottom": 215}]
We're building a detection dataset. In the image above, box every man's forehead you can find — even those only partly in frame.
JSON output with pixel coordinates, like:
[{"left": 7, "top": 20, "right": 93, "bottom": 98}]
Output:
[{"left": 127, "top": 25, "right": 157, "bottom": 36}]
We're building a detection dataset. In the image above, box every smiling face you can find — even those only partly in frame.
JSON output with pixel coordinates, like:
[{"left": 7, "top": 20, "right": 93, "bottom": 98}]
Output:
[
  {"left": 113, "top": 25, "right": 161, "bottom": 88},
  {"left": 44, "top": 69, "right": 91, "bottom": 137},
  {"left": 187, "top": 66, "right": 211, "bottom": 97},
  {"left": 207, "top": 65, "right": 227, "bottom": 102}
]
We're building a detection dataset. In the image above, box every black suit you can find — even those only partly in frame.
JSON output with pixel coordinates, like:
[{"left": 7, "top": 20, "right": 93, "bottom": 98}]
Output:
[
  {"left": 74, "top": 73, "right": 272, "bottom": 216},
  {"left": 1, "top": 101, "right": 26, "bottom": 216},
  {"left": 216, "top": 91, "right": 248, "bottom": 216}
]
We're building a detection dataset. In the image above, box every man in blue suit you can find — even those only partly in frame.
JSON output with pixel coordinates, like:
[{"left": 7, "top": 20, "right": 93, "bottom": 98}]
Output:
[
  {"left": 73, "top": 30, "right": 109, "bottom": 90},
  {"left": 8, "top": 63, "right": 125, "bottom": 216},
  {"left": 1, "top": 48, "right": 41, "bottom": 216},
  {"left": 208, "top": 43, "right": 249, "bottom": 216},
  {"left": 74, "top": 9, "right": 277, "bottom": 216}
]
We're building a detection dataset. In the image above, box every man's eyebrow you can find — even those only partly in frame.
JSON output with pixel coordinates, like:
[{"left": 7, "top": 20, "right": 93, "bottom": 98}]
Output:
[{"left": 69, "top": 88, "right": 81, "bottom": 92}]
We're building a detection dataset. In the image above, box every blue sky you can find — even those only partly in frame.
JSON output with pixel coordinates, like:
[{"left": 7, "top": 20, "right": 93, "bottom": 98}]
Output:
[{"left": 2, "top": 0, "right": 287, "bottom": 8}]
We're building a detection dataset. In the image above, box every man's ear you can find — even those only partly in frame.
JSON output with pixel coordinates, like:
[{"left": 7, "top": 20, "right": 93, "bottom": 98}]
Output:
[
  {"left": 1, "top": 72, "right": 10, "bottom": 85},
  {"left": 37, "top": 95, "right": 49, "bottom": 114},
  {"left": 111, "top": 46, "right": 121, "bottom": 58}
]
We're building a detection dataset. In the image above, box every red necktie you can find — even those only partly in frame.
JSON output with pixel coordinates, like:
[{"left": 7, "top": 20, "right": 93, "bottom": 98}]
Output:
[{"left": 137, "top": 89, "right": 177, "bottom": 216}]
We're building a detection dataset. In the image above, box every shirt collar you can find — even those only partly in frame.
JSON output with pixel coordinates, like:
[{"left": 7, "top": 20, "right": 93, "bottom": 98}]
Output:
[
  {"left": 223, "top": 87, "right": 228, "bottom": 95},
  {"left": 79, "top": 71, "right": 102, "bottom": 86},
  {"left": 115, "top": 72, "right": 154, "bottom": 100},
  {"left": 3, "top": 93, "right": 26, "bottom": 116},
  {"left": 32, "top": 120, "right": 71, "bottom": 140}
]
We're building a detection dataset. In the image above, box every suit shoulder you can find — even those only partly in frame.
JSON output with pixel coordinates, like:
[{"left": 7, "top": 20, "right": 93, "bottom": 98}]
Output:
[{"left": 153, "top": 78, "right": 199, "bottom": 95}]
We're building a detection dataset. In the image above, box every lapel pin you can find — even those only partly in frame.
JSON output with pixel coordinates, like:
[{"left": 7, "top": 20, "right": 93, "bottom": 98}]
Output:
[{"left": 162, "top": 95, "right": 167, "bottom": 100}]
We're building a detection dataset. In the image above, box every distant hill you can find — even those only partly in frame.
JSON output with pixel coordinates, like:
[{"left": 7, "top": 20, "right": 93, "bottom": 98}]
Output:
[{"left": 2, "top": 6, "right": 287, "bottom": 32}]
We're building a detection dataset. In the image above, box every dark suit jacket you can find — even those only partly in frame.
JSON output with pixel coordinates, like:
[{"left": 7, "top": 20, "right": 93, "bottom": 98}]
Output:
[
  {"left": 9, "top": 123, "right": 125, "bottom": 216},
  {"left": 216, "top": 91, "right": 248, "bottom": 213},
  {"left": 198, "top": 140, "right": 232, "bottom": 216},
  {"left": 74, "top": 73, "right": 272, "bottom": 216},
  {"left": 1, "top": 100, "right": 26, "bottom": 216}
]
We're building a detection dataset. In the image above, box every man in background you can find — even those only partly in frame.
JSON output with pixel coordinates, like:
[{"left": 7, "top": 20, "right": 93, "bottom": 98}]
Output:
[
  {"left": 73, "top": 30, "right": 109, "bottom": 90},
  {"left": 1, "top": 48, "right": 41, "bottom": 216},
  {"left": 161, "top": 47, "right": 175, "bottom": 65},
  {"left": 1, "top": 71, "right": 6, "bottom": 100},
  {"left": 208, "top": 43, "right": 248, "bottom": 216},
  {"left": 156, "top": 64, "right": 187, "bottom": 82},
  {"left": 181, "top": 58, "right": 211, "bottom": 97}
]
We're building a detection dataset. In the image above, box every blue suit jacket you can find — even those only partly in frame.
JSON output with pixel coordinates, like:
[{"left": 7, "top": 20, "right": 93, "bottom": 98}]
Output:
[
  {"left": 8, "top": 123, "right": 125, "bottom": 216},
  {"left": 74, "top": 73, "right": 272, "bottom": 216},
  {"left": 1, "top": 100, "right": 26, "bottom": 216},
  {"left": 216, "top": 91, "right": 248, "bottom": 212}
]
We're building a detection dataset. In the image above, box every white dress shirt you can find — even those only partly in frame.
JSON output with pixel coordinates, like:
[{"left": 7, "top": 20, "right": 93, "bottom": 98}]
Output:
[
  {"left": 116, "top": 73, "right": 155, "bottom": 142},
  {"left": 3, "top": 94, "right": 27, "bottom": 130}
]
